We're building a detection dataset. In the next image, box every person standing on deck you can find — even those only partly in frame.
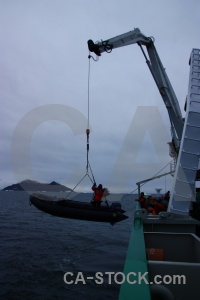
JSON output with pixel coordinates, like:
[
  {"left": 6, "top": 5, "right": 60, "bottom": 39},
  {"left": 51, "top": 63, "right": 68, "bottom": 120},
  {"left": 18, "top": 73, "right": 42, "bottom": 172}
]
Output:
[
  {"left": 164, "top": 191, "right": 170, "bottom": 201},
  {"left": 135, "top": 192, "right": 147, "bottom": 209}
]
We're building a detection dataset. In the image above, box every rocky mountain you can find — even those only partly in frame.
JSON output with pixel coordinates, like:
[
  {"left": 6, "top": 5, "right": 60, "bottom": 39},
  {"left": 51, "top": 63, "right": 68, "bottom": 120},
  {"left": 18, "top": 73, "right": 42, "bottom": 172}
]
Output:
[{"left": 2, "top": 180, "right": 72, "bottom": 192}]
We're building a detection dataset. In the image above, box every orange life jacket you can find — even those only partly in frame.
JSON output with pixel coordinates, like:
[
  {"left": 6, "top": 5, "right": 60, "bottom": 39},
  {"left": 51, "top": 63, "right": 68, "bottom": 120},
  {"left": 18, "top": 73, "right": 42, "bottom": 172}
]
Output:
[{"left": 92, "top": 185, "right": 104, "bottom": 202}]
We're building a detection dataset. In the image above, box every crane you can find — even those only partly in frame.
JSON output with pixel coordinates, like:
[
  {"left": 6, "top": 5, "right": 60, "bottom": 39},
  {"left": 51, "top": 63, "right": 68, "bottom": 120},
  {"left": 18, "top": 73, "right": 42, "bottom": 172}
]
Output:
[
  {"left": 88, "top": 28, "right": 200, "bottom": 215},
  {"left": 88, "top": 28, "right": 184, "bottom": 153}
]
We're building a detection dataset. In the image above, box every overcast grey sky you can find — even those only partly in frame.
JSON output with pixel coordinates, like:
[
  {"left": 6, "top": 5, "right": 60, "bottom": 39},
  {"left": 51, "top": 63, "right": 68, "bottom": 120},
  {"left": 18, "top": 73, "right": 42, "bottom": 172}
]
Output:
[{"left": 1, "top": 0, "right": 200, "bottom": 193}]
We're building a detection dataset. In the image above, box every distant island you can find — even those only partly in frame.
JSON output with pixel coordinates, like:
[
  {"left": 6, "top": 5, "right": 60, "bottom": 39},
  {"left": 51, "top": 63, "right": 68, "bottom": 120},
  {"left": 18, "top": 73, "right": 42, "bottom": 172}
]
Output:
[{"left": 2, "top": 180, "right": 72, "bottom": 192}]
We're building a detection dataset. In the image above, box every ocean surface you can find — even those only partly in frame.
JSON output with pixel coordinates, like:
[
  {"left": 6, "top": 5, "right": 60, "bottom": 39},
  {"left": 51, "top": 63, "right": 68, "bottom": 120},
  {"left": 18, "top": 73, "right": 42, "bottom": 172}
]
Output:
[{"left": 0, "top": 191, "right": 137, "bottom": 300}]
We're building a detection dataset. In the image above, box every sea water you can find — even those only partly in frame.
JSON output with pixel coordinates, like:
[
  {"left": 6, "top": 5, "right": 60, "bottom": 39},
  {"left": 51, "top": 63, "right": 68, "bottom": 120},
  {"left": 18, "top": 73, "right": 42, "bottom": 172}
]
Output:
[{"left": 0, "top": 191, "right": 136, "bottom": 300}]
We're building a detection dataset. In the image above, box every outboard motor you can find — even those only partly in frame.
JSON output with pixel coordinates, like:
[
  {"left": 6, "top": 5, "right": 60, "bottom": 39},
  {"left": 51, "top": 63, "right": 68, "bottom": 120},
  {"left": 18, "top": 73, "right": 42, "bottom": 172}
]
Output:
[{"left": 110, "top": 202, "right": 125, "bottom": 213}]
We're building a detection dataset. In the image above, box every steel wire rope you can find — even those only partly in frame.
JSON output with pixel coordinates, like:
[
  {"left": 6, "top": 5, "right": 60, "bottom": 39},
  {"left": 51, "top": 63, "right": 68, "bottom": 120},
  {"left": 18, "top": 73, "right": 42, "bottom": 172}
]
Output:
[
  {"left": 87, "top": 53, "right": 90, "bottom": 131},
  {"left": 66, "top": 54, "right": 96, "bottom": 198},
  {"left": 86, "top": 54, "right": 96, "bottom": 183}
]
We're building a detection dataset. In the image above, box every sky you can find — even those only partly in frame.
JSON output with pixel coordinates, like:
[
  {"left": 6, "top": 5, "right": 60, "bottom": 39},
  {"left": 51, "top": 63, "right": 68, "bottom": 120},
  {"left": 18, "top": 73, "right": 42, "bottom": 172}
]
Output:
[{"left": 1, "top": 0, "right": 200, "bottom": 194}]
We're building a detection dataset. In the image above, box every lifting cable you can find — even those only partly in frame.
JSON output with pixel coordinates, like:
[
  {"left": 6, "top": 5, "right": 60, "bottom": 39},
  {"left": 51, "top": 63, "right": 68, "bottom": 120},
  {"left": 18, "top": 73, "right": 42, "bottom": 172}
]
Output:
[
  {"left": 86, "top": 54, "right": 91, "bottom": 174},
  {"left": 86, "top": 53, "right": 96, "bottom": 183},
  {"left": 66, "top": 53, "right": 96, "bottom": 199}
]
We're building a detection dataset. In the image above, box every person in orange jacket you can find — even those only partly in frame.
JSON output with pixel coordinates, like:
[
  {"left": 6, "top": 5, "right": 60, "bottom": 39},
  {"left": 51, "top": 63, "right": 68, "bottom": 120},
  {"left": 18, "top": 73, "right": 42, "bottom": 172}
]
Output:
[
  {"left": 91, "top": 183, "right": 104, "bottom": 207},
  {"left": 135, "top": 192, "right": 147, "bottom": 209}
]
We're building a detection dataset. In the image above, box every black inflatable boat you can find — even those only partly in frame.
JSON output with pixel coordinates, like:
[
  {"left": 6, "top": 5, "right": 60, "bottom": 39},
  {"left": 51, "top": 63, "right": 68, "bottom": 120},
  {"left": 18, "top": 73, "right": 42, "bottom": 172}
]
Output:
[{"left": 29, "top": 194, "right": 128, "bottom": 224}]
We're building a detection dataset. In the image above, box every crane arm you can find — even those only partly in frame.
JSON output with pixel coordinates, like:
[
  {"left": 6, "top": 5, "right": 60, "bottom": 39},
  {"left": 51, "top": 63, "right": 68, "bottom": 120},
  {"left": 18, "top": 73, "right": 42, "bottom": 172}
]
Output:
[
  {"left": 88, "top": 28, "right": 150, "bottom": 55},
  {"left": 88, "top": 28, "right": 184, "bottom": 149}
]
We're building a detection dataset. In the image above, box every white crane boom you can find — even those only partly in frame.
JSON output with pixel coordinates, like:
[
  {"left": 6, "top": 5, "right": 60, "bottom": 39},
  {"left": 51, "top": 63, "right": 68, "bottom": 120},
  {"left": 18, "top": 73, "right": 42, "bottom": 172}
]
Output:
[{"left": 88, "top": 28, "right": 184, "bottom": 150}]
